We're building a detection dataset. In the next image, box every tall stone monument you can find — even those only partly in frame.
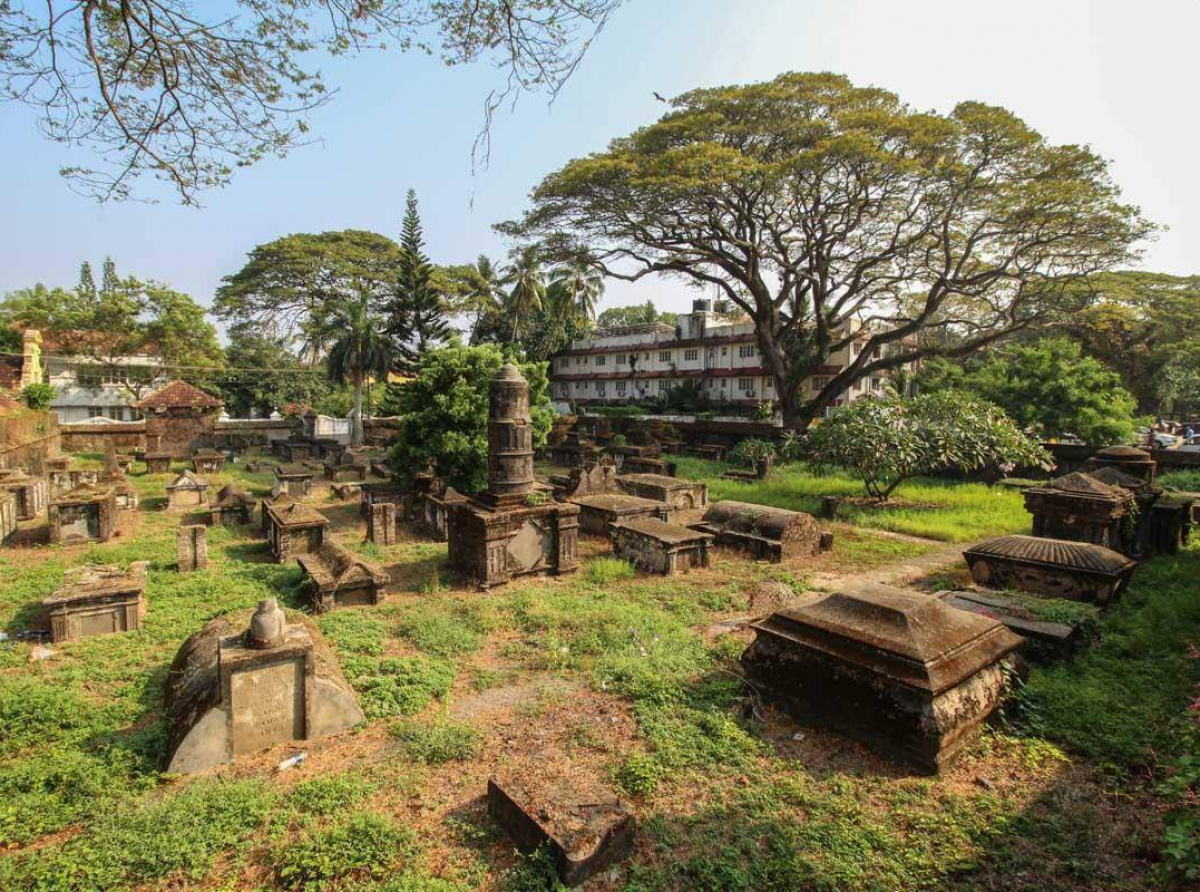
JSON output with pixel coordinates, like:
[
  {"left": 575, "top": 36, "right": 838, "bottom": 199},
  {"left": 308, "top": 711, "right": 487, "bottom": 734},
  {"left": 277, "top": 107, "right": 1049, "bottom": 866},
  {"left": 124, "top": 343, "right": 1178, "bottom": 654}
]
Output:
[{"left": 447, "top": 363, "right": 579, "bottom": 588}]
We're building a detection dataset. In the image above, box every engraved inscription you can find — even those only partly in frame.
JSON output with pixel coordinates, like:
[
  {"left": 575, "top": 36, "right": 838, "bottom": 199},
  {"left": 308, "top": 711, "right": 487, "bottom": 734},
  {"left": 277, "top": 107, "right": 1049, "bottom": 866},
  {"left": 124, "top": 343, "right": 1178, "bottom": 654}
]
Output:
[{"left": 230, "top": 658, "right": 305, "bottom": 755}]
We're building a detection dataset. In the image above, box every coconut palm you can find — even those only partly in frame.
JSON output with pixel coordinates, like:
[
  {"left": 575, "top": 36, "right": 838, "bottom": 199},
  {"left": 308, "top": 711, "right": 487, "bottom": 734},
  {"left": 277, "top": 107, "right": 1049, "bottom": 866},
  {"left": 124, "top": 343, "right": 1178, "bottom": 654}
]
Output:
[
  {"left": 317, "top": 290, "right": 391, "bottom": 447},
  {"left": 549, "top": 260, "right": 604, "bottom": 326},
  {"left": 501, "top": 245, "right": 547, "bottom": 344},
  {"left": 461, "top": 254, "right": 506, "bottom": 344}
]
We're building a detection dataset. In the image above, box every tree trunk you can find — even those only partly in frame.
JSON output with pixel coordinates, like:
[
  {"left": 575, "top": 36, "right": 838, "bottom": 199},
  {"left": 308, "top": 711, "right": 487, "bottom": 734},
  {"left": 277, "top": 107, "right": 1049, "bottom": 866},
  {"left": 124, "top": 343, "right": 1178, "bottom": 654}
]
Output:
[{"left": 350, "top": 374, "right": 364, "bottom": 447}]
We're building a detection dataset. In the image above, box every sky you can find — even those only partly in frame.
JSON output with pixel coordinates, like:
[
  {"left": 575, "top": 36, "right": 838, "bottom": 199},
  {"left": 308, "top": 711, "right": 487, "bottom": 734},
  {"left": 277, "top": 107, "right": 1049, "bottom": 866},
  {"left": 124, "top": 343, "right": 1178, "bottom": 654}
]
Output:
[{"left": 1, "top": 0, "right": 1197, "bottom": 333}]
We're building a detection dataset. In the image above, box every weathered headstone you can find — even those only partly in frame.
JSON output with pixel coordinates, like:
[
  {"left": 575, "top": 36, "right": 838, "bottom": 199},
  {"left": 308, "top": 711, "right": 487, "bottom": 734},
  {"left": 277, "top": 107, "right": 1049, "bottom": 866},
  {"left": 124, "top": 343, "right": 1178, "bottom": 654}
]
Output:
[
  {"left": 48, "top": 485, "right": 117, "bottom": 544},
  {"left": 298, "top": 541, "right": 389, "bottom": 611},
  {"left": 366, "top": 500, "right": 396, "bottom": 546},
  {"left": 690, "top": 500, "right": 825, "bottom": 563},
  {"left": 610, "top": 518, "right": 712, "bottom": 575},
  {"left": 177, "top": 523, "right": 208, "bottom": 572},
  {"left": 43, "top": 562, "right": 148, "bottom": 643},
  {"left": 166, "top": 470, "right": 209, "bottom": 511}
]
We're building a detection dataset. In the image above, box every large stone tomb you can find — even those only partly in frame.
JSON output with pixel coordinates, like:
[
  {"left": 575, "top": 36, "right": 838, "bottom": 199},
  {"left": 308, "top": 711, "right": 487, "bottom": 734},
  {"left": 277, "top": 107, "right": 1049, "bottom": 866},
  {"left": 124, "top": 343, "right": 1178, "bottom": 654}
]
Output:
[
  {"left": 49, "top": 485, "right": 117, "bottom": 544},
  {"left": 1087, "top": 444, "right": 1156, "bottom": 485},
  {"left": 421, "top": 480, "right": 468, "bottom": 541},
  {"left": 742, "top": 583, "right": 1023, "bottom": 772},
  {"left": 611, "top": 518, "right": 713, "bottom": 575},
  {"left": 323, "top": 450, "right": 369, "bottom": 483},
  {"left": 273, "top": 436, "right": 315, "bottom": 462},
  {"left": 43, "top": 562, "right": 148, "bottom": 643},
  {"left": 963, "top": 534, "right": 1136, "bottom": 604},
  {"left": 0, "top": 468, "right": 49, "bottom": 520},
  {"left": 448, "top": 363, "right": 579, "bottom": 588},
  {"left": 166, "top": 470, "right": 210, "bottom": 511},
  {"left": 0, "top": 491, "right": 16, "bottom": 544},
  {"left": 191, "top": 448, "right": 226, "bottom": 475},
  {"left": 45, "top": 456, "right": 72, "bottom": 495},
  {"left": 360, "top": 482, "right": 407, "bottom": 520},
  {"left": 298, "top": 541, "right": 389, "bottom": 612},
  {"left": 620, "top": 454, "right": 677, "bottom": 477},
  {"left": 163, "top": 601, "right": 364, "bottom": 774},
  {"left": 488, "top": 775, "right": 634, "bottom": 887},
  {"left": 691, "top": 500, "right": 824, "bottom": 563},
  {"left": 937, "top": 590, "right": 1083, "bottom": 661},
  {"left": 178, "top": 523, "right": 208, "bottom": 572},
  {"left": 1023, "top": 472, "right": 1133, "bottom": 553},
  {"left": 560, "top": 458, "right": 677, "bottom": 536},
  {"left": 617, "top": 472, "right": 708, "bottom": 510},
  {"left": 264, "top": 497, "right": 329, "bottom": 563},
  {"left": 144, "top": 452, "right": 173, "bottom": 474},
  {"left": 208, "top": 484, "right": 255, "bottom": 526},
  {"left": 273, "top": 463, "right": 315, "bottom": 499},
  {"left": 366, "top": 501, "right": 396, "bottom": 545}
]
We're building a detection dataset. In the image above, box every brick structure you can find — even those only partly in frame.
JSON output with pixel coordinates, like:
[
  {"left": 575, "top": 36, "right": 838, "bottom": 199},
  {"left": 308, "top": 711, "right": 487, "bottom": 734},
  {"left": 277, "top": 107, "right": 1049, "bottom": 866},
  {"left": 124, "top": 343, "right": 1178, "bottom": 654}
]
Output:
[
  {"left": 742, "top": 583, "right": 1022, "bottom": 773},
  {"left": 691, "top": 500, "right": 824, "bottom": 563},
  {"left": 49, "top": 485, "right": 117, "bottom": 544},
  {"left": 1023, "top": 472, "right": 1134, "bottom": 553},
  {"left": 611, "top": 518, "right": 713, "bottom": 575},
  {"left": 177, "top": 523, "right": 209, "bottom": 572},
  {"left": 617, "top": 472, "right": 708, "bottom": 510},
  {"left": 366, "top": 501, "right": 396, "bottom": 545},
  {"left": 298, "top": 541, "right": 389, "bottom": 612},
  {"left": 559, "top": 458, "right": 677, "bottom": 536},
  {"left": 191, "top": 448, "right": 226, "bottom": 475},
  {"left": 43, "top": 562, "right": 148, "bottom": 643},
  {"left": 0, "top": 468, "right": 49, "bottom": 520},
  {"left": 1087, "top": 444, "right": 1156, "bottom": 485},
  {"left": 45, "top": 456, "right": 72, "bottom": 494},
  {"left": 360, "top": 482, "right": 407, "bottom": 520},
  {"left": 132, "top": 380, "right": 223, "bottom": 459},
  {"left": 166, "top": 470, "right": 210, "bottom": 511},
  {"left": 620, "top": 454, "right": 677, "bottom": 477},
  {"left": 448, "top": 364, "right": 580, "bottom": 588},
  {"left": 273, "top": 464, "right": 315, "bottom": 499},
  {"left": 421, "top": 480, "right": 468, "bottom": 541},
  {"left": 963, "top": 534, "right": 1136, "bottom": 604},
  {"left": 163, "top": 602, "right": 363, "bottom": 774},
  {"left": 0, "top": 490, "right": 17, "bottom": 544},
  {"left": 272, "top": 436, "right": 315, "bottom": 462},
  {"left": 144, "top": 452, "right": 173, "bottom": 474},
  {"left": 208, "top": 484, "right": 255, "bottom": 526},
  {"left": 323, "top": 450, "right": 370, "bottom": 483},
  {"left": 264, "top": 497, "right": 329, "bottom": 563}
]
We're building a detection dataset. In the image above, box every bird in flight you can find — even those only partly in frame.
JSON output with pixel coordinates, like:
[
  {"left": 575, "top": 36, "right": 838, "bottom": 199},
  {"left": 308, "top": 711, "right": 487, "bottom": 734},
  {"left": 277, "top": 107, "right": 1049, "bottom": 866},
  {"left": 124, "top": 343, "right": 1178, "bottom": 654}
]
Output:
[{"left": 653, "top": 91, "right": 668, "bottom": 103}]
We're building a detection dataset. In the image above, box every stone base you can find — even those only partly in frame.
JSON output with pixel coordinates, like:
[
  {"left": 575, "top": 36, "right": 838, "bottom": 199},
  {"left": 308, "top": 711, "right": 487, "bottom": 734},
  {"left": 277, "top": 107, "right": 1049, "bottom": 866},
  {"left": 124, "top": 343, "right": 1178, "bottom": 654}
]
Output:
[
  {"left": 447, "top": 498, "right": 579, "bottom": 588},
  {"left": 611, "top": 519, "right": 713, "bottom": 575},
  {"left": 572, "top": 494, "right": 675, "bottom": 537}
]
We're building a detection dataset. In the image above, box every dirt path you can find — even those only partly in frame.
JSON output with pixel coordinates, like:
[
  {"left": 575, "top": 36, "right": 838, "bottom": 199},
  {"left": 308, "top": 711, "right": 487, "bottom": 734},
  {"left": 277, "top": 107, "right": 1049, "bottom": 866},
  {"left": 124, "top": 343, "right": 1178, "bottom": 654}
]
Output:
[{"left": 809, "top": 536, "right": 983, "bottom": 591}]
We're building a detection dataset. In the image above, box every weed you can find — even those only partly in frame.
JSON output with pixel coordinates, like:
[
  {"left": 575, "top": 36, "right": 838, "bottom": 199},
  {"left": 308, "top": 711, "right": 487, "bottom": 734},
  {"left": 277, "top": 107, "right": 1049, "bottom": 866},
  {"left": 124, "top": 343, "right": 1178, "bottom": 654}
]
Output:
[
  {"left": 583, "top": 555, "right": 636, "bottom": 585},
  {"left": 614, "top": 751, "right": 665, "bottom": 797},
  {"left": 273, "top": 810, "right": 416, "bottom": 891},
  {"left": 288, "top": 772, "right": 379, "bottom": 816},
  {"left": 398, "top": 599, "right": 493, "bottom": 658},
  {"left": 343, "top": 654, "right": 456, "bottom": 719},
  {"left": 391, "top": 717, "right": 480, "bottom": 764}
]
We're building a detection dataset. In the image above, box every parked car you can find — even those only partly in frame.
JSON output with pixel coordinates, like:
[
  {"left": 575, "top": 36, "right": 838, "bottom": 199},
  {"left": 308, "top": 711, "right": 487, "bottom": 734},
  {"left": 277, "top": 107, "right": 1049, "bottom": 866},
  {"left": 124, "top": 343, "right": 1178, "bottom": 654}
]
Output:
[
  {"left": 1177, "top": 435, "right": 1200, "bottom": 453},
  {"left": 1136, "top": 428, "right": 1180, "bottom": 448}
]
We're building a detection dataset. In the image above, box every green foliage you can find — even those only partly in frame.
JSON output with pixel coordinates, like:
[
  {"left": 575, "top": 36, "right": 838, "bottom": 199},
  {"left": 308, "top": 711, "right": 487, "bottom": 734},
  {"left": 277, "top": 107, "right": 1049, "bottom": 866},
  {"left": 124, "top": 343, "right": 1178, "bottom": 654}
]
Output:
[
  {"left": 1157, "top": 749, "right": 1200, "bottom": 884},
  {"left": 501, "top": 844, "right": 569, "bottom": 892},
  {"left": 728, "top": 438, "right": 776, "bottom": 469},
  {"left": 583, "top": 556, "right": 636, "bottom": 585},
  {"left": 805, "top": 391, "right": 1050, "bottom": 500},
  {"left": 595, "top": 300, "right": 677, "bottom": 329},
  {"left": 391, "top": 717, "right": 480, "bottom": 764},
  {"left": 318, "top": 609, "right": 389, "bottom": 656},
  {"left": 288, "top": 773, "right": 379, "bottom": 816},
  {"left": 343, "top": 654, "right": 457, "bottom": 719},
  {"left": 398, "top": 599, "right": 492, "bottom": 658},
  {"left": 922, "top": 338, "right": 1138, "bottom": 446},
  {"left": 614, "top": 751, "right": 666, "bottom": 797},
  {"left": 1161, "top": 469, "right": 1200, "bottom": 492},
  {"left": 215, "top": 328, "right": 330, "bottom": 416},
  {"left": 314, "top": 288, "right": 393, "bottom": 444},
  {"left": 386, "top": 345, "right": 553, "bottom": 491},
  {"left": 19, "top": 381, "right": 55, "bottom": 411},
  {"left": 273, "top": 810, "right": 416, "bottom": 892},
  {"left": 388, "top": 190, "right": 452, "bottom": 372}
]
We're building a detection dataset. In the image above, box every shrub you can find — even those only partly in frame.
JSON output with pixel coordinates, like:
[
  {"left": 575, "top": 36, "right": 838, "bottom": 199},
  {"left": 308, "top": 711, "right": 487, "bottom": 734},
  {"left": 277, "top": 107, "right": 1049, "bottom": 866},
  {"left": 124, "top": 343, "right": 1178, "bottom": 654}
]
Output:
[
  {"left": 614, "top": 752, "right": 665, "bottom": 797},
  {"left": 274, "top": 811, "right": 416, "bottom": 892},
  {"left": 391, "top": 718, "right": 480, "bottom": 764},
  {"left": 19, "top": 381, "right": 55, "bottom": 411},
  {"left": 343, "top": 654, "right": 456, "bottom": 719},
  {"left": 728, "top": 438, "right": 776, "bottom": 469},
  {"left": 583, "top": 556, "right": 636, "bottom": 585}
]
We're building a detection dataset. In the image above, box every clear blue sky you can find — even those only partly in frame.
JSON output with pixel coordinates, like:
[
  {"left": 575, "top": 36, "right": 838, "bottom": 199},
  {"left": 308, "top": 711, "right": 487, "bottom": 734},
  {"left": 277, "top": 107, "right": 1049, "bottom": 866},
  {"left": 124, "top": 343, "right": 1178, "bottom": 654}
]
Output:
[{"left": 2, "top": 0, "right": 1196, "bottom": 331}]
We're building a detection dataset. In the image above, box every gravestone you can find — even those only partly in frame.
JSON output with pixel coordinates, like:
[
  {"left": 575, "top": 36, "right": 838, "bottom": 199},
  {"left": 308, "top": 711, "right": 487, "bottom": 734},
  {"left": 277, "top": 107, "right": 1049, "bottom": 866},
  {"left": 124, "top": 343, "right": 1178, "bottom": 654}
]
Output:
[
  {"left": 144, "top": 452, "right": 173, "bottom": 474},
  {"left": 690, "top": 500, "right": 825, "bottom": 563},
  {"left": 0, "top": 468, "right": 49, "bottom": 520},
  {"left": 166, "top": 470, "right": 209, "bottom": 511},
  {"left": 0, "top": 490, "right": 18, "bottom": 544},
  {"left": 48, "top": 485, "right": 117, "bottom": 544},
  {"left": 610, "top": 518, "right": 713, "bottom": 575},
  {"left": 273, "top": 464, "right": 315, "bottom": 499},
  {"left": 367, "top": 501, "right": 396, "bottom": 546},
  {"left": 208, "top": 484, "right": 256, "bottom": 526},
  {"left": 43, "top": 562, "right": 148, "bottom": 643},
  {"left": 298, "top": 541, "right": 389, "bottom": 611},
  {"left": 963, "top": 534, "right": 1136, "bottom": 604},
  {"left": 178, "top": 523, "right": 208, "bottom": 572},
  {"left": 263, "top": 497, "right": 329, "bottom": 563}
]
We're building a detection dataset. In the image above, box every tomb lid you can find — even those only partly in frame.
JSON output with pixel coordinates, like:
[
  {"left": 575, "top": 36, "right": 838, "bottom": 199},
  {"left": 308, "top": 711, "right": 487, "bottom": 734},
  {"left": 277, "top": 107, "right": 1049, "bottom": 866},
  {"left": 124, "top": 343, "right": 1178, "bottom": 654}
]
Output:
[
  {"left": 275, "top": 463, "right": 315, "bottom": 478},
  {"left": 1092, "top": 445, "right": 1153, "bottom": 462},
  {"left": 964, "top": 534, "right": 1134, "bottom": 574},
  {"left": 1086, "top": 466, "right": 1148, "bottom": 490},
  {"left": 52, "top": 483, "right": 114, "bottom": 505},
  {"left": 265, "top": 498, "right": 329, "bottom": 527},
  {"left": 298, "top": 541, "right": 389, "bottom": 592},
  {"left": 614, "top": 517, "right": 713, "bottom": 544},
  {"left": 191, "top": 448, "right": 223, "bottom": 458},
  {"left": 618, "top": 473, "right": 688, "bottom": 487},
  {"left": 752, "top": 582, "right": 1022, "bottom": 694},
  {"left": 214, "top": 484, "right": 255, "bottom": 507},
  {"left": 166, "top": 470, "right": 208, "bottom": 491},
  {"left": 1036, "top": 472, "right": 1127, "bottom": 499},
  {"left": 572, "top": 493, "right": 665, "bottom": 512},
  {"left": 44, "top": 562, "right": 147, "bottom": 605}
]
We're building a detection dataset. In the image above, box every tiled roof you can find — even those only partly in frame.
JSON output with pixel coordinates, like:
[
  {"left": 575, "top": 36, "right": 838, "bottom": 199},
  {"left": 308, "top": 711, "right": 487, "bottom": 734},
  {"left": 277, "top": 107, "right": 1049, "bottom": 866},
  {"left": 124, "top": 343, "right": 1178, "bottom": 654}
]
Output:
[{"left": 131, "top": 380, "right": 223, "bottom": 410}]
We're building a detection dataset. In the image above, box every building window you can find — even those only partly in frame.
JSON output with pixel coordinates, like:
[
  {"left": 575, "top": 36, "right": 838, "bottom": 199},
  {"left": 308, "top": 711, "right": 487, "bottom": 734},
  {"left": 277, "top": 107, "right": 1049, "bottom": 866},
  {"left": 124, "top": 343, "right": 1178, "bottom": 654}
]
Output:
[
  {"left": 87, "top": 406, "right": 104, "bottom": 418},
  {"left": 870, "top": 377, "right": 882, "bottom": 391},
  {"left": 721, "top": 379, "right": 727, "bottom": 388},
  {"left": 106, "top": 407, "right": 124, "bottom": 420},
  {"left": 658, "top": 351, "right": 671, "bottom": 363},
  {"left": 574, "top": 382, "right": 583, "bottom": 392},
  {"left": 738, "top": 345, "right": 756, "bottom": 359},
  {"left": 595, "top": 355, "right": 606, "bottom": 367},
  {"left": 721, "top": 346, "right": 727, "bottom": 356},
  {"left": 738, "top": 378, "right": 753, "bottom": 392},
  {"left": 684, "top": 348, "right": 698, "bottom": 361},
  {"left": 616, "top": 353, "right": 627, "bottom": 365},
  {"left": 811, "top": 377, "right": 829, "bottom": 390},
  {"left": 616, "top": 381, "right": 627, "bottom": 396},
  {"left": 596, "top": 382, "right": 606, "bottom": 397},
  {"left": 574, "top": 357, "right": 582, "bottom": 366}
]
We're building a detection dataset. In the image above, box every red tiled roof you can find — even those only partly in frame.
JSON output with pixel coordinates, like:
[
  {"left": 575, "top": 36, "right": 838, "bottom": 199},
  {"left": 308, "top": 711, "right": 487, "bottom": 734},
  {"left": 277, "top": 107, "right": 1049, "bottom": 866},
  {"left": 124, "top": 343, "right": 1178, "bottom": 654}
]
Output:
[{"left": 131, "top": 379, "right": 223, "bottom": 410}]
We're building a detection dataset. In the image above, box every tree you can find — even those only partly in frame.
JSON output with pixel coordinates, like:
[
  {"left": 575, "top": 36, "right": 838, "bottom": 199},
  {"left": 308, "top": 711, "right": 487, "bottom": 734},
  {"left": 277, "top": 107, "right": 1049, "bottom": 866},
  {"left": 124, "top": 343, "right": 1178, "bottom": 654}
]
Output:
[
  {"left": 549, "top": 261, "right": 605, "bottom": 327},
  {"left": 595, "top": 301, "right": 677, "bottom": 329},
  {"left": 387, "top": 345, "right": 552, "bottom": 492},
  {"left": 924, "top": 338, "right": 1138, "bottom": 446},
  {"left": 501, "top": 246, "right": 549, "bottom": 344},
  {"left": 215, "top": 231, "right": 402, "bottom": 351},
  {"left": 805, "top": 391, "right": 1050, "bottom": 501},
  {"left": 0, "top": 2, "right": 623, "bottom": 205},
  {"left": 439, "top": 255, "right": 506, "bottom": 344},
  {"left": 1061, "top": 271, "right": 1200, "bottom": 414},
  {"left": 387, "top": 191, "right": 452, "bottom": 372},
  {"left": 500, "top": 72, "right": 1152, "bottom": 431},
  {"left": 214, "top": 327, "right": 331, "bottom": 417},
  {"left": 76, "top": 263, "right": 96, "bottom": 301},
  {"left": 313, "top": 293, "right": 392, "bottom": 447}
]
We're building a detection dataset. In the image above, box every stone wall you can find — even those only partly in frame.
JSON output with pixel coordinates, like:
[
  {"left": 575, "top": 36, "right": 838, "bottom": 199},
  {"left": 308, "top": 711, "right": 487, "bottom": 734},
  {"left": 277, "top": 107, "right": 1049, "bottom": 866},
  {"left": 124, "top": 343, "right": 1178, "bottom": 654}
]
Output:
[
  {"left": 60, "top": 421, "right": 146, "bottom": 454},
  {"left": 0, "top": 408, "right": 61, "bottom": 474}
]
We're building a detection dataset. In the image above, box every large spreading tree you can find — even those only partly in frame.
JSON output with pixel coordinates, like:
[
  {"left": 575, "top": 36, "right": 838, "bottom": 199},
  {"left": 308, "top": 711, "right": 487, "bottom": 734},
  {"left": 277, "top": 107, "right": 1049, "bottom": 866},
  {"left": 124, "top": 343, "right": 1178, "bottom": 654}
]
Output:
[{"left": 500, "top": 72, "right": 1153, "bottom": 430}]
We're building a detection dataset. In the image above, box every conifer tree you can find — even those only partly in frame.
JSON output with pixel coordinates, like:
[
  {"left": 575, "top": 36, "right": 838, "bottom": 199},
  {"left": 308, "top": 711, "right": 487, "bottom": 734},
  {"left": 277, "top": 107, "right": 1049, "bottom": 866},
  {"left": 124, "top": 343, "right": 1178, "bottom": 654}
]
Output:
[
  {"left": 387, "top": 190, "right": 451, "bottom": 372},
  {"left": 100, "top": 257, "right": 119, "bottom": 296},
  {"left": 76, "top": 261, "right": 97, "bottom": 301}
]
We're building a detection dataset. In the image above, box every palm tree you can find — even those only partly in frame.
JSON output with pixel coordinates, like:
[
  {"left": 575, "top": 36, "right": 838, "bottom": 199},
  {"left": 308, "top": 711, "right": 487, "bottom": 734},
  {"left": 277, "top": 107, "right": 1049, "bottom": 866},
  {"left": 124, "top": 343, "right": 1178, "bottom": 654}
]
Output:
[
  {"left": 463, "top": 254, "right": 506, "bottom": 344},
  {"left": 549, "top": 260, "right": 604, "bottom": 326},
  {"left": 317, "top": 291, "right": 391, "bottom": 447},
  {"left": 501, "top": 245, "right": 547, "bottom": 344}
]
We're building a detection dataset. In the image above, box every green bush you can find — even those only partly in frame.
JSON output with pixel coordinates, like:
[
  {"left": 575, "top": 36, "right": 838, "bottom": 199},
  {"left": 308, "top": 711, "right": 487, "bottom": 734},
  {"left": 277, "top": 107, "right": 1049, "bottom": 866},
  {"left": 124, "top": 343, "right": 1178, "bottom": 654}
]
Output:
[
  {"left": 274, "top": 811, "right": 416, "bottom": 892},
  {"left": 1158, "top": 747, "right": 1200, "bottom": 884},
  {"left": 391, "top": 718, "right": 480, "bottom": 764},
  {"left": 343, "top": 654, "right": 456, "bottom": 719},
  {"left": 19, "top": 381, "right": 55, "bottom": 411},
  {"left": 583, "top": 556, "right": 636, "bottom": 585},
  {"left": 614, "top": 751, "right": 665, "bottom": 797},
  {"left": 728, "top": 438, "right": 776, "bottom": 469}
]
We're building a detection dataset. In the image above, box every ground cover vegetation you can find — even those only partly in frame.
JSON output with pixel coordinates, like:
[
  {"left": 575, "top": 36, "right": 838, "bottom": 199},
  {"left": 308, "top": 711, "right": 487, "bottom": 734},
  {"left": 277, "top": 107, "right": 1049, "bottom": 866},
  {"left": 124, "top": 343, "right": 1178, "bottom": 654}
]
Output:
[{"left": 0, "top": 454, "right": 1194, "bottom": 890}]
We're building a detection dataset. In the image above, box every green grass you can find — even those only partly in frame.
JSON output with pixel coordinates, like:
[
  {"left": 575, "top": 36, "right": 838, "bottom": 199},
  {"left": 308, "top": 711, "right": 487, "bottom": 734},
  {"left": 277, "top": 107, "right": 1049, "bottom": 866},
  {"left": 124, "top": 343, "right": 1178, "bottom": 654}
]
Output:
[
  {"left": 675, "top": 457, "right": 1029, "bottom": 542},
  {"left": 272, "top": 810, "right": 416, "bottom": 891},
  {"left": 391, "top": 717, "right": 480, "bottom": 764}
]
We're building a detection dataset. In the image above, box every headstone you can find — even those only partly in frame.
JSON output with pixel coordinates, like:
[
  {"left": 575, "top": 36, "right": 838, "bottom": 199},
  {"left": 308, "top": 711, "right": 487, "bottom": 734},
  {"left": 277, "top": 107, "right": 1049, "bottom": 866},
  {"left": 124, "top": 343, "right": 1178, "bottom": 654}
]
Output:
[
  {"left": 178, "top": 523, "right": 208, "bottom": 572},
  {"left": 263, "top": 497, "right": 329, "bottom": 563},
  {"left": 166, "top": 470, "right": 209, "bottom": 511},
  {"left": 616, "top": 472, "right": 708, "bottom": 510},
  {"left": 48, "top": 485, "right": 117, "bottom": 544},
  {"left": 367, "top": 501, "right": 396, "bottom": 546},
  {"left": 298, "top": 541, "right": 389, "bottom": 611}
]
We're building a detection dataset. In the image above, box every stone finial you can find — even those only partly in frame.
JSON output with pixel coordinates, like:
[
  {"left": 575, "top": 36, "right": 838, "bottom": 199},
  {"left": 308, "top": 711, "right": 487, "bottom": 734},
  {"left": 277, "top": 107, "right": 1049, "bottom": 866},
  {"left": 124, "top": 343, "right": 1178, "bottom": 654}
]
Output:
[{"left": 247, "top": 598, "right": 286, "bottom": 649}]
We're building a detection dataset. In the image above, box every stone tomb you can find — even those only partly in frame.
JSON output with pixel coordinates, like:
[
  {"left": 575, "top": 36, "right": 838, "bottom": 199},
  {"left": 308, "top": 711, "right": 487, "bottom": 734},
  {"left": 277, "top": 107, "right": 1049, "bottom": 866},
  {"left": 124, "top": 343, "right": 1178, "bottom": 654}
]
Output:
[
  {"left": 937, "top": 590, "right": 1084, "bottom": 661},
  {"left": 298, "top": 541, "right": 389, "bottom": 612},
  {"left": 166, "top": 470, "right": 210, "bottom": 511},
  {"left": 742, "top": 583, "right": 1023, "bottom": 773},
  {"left": 208, "top": 484, "right": 256, "bottom": 526},
  {"left": 691, "top": 500, "right": 824, "bottom": 563},
  {"left": 43, "top": 562, "right": 148, "bottom": 643},
  {"left": 323, "top": 451, "right": 370, "bottom": 483},
  {"left": 0, "top": 490, "right": 17, "bottom": 545},
  {"left": 273, "top": 464, "right": 316, "bottom": 499},
  {"left": 178, "top": 523, "right": 209, "bottom": 572},
  {"left": 611, "top": 518, "right": 713, "bottom": 575},
  {"left": 49, "top": 485, "right": 117, "bottom": 544},
  {"left": 621, "top": 454, "right": 677, "bottom": 477},
  {"left": 0, "top": 468, "right": 49, "bottom": 520},
  {"left": 144, "top": 452, "right": 173, "bottom": 474},
  {"left": 421, "top": 480, "right": 468, "bottom": 541},
  {"left": 1087, "top": 444, "right": 1157, "bottom": 485},
  {"left": 45, "top": 456, "right": 72, "bottom": 494},
  {"left": 163, "top": 600, "right": 364, "bottom": 774},
  {"left": 617, "top": 472, "right": 708, "bottom": 511},
  {"left": 264, "top": 497, "right": 329, "bottom": 563},
  {"left": 1023, "top": 472, "right": 1134, "bottom": 553},
  {"left": 561, "top": 459, "right": 676, "bottom": 537},
  {"left": 963, "top": 534, "right": 1136, "bottom": 604},
  {"left": 360, "top": 482, "right": 407, "bottom": 520},
  {"left": 448, "top": 364, "right": 579, "bottom": 588},
  {"left": 366, "top": 501, "right": 396, "bottom": 546},
  {"left": 110, "top": 476, "right": 140, "bottom": 511},
  {"left": 191, "top": 448, "right": 226, "bottom": 475},
  {"left": 273, "top": 436, "right": 315, "bottom": 462}
]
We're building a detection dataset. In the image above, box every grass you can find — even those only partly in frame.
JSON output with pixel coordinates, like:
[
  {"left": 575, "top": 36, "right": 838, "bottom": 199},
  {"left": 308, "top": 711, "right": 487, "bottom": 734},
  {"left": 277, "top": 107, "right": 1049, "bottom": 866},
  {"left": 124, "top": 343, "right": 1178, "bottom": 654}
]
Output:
[
  {"left": 675, "top": 456, "right": 1030, "bottom": 542},
  {"left": 0, "top": 455, "right": 1192, "bottom": 891}
]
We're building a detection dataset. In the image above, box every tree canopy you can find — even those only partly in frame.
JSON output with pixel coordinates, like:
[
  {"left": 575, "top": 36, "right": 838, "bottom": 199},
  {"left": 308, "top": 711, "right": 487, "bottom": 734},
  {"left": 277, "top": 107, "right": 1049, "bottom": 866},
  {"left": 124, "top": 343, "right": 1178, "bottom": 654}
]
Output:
[
  {"left": 387, "top": 191, "right": 453, "bottom": 372},
  {"left": 0, "top": 1, "right": 622, "bottom": 204},
  {"left": 595, "top": 300, "right": 678, "bottom": 329},
  {"left": 500, "top": 71, "right": 1152, "bottom": 430}
]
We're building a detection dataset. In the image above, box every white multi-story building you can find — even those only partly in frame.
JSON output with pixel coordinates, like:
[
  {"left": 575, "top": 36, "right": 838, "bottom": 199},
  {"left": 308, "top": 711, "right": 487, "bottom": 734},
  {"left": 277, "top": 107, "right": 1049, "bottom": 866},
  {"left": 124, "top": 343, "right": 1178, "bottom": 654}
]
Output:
[{"left": 550, "top": 299, "right": 896, "bottom": 412}]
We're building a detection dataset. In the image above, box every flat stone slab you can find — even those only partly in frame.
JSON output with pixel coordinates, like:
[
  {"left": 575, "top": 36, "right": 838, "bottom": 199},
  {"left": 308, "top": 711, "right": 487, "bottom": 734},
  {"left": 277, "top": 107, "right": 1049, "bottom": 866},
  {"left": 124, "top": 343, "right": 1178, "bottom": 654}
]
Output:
[{"left": 487, "top": 776, "right": 634, "bottom": 886}]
